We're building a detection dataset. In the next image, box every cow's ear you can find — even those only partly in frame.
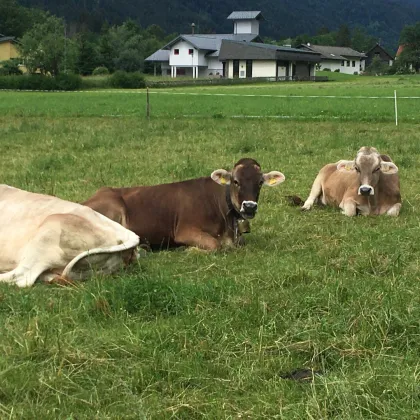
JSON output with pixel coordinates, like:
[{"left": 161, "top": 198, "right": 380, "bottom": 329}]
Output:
[
  {"left": 337, "top": 160, "right": 355, "bottom": 172},
  {"left": 211, "top": 169, "right": 231, "bottom": 185},
  {"left": 263, "top": 171, "right": 285, "bottom": 187},
  {"left": 381, "top": 162, "right": 398, "bottom": 174}
]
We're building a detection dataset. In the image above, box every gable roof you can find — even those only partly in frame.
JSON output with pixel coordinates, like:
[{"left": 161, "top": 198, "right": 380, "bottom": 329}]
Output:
[
  {"left": 227, "top": 11, "right": 264, "bottom": 20},
  {"left": 365, "top": 43, "right": 393, "bottom": 60},
  {"left": 0, "top": 36, "right": 16, "bottom": 44},
  {"left": 300, "top": 44, "right": 366, "bottom": 60},
  {"left": 145, "top": 49, "right": 170, "bottom": 62},
  {"left": 219, "top": 40, "right": 321, "bottom": 62}
]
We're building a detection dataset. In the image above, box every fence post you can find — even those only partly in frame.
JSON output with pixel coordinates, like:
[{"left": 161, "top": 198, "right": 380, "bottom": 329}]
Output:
[
  {"left": 146, "top": 87, "right": 150, "bottom": 120},
  {"left": 394, "top": 90, "right": 398, "bottom": 126}
]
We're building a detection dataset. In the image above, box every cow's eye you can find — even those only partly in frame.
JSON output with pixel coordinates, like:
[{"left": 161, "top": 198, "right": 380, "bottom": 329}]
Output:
[
  {"left": 233, "top": 180, "right": 239, "bottom": 186},
  {"left": 355, "top": 167, "right": 360, "bottom": 173},
  {"left": 373, "top": 167, "right": 381, "bottom": 173}
]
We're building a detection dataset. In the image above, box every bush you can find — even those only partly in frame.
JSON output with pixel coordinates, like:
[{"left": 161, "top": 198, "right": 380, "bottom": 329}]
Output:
[
  {"left": 354, "top": 71, "right": 359, "bottom": 75},
  {"left": 110, "top": 71, "right": 146, "bottom": 89},
  {"left": 0, "top": 73, "right": 82, "bottom": 91},
  {"left": 0, "top": 59, "right": 22, "bottom": 76},
  {"left": 92, "top": 66, "right": 110, "bottom": 76},
  {"left": 334, "top": 69, "right": 340, "bottom": 72},
  {"left": 323, "top": 68, "right": 331, "bottom": 72}
]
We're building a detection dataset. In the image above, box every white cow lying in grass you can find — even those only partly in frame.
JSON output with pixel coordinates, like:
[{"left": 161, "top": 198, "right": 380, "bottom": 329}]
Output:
[{"left": 0, "top": 185, "right": 139, "bottom": 288}]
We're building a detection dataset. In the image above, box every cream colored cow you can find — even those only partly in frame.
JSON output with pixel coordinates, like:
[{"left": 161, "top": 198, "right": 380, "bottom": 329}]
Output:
[
  {"left": 302, "top": 147, "right": 401, "bottom": 216},
  {"left": 0, "top": 185, "right": 139, "bottom": 287}
]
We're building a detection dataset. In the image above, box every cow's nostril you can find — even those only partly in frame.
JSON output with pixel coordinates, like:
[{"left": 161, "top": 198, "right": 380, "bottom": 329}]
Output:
[
  {"left": 359, "top": 186, "right": 372, "bottom": 195},
  {"left": 243, "top": 201, "right": 257, "bottom": 210}
]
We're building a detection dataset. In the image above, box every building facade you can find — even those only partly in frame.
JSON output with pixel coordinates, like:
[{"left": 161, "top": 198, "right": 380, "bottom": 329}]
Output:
[{"left": 300, "top": 44, "right": 366, "bottom": 74}]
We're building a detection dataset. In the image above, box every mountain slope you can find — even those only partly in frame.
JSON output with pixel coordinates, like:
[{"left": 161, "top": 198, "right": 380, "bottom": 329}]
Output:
[{"left": 18, "top": 0, "right": 420, "bottom": 47}]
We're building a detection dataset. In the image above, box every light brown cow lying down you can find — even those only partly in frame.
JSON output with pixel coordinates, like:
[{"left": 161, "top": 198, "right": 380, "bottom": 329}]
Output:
[
  {"left": 301, "top": 147, "right": 401, "bottom": 216},
  {"left": 0, "top": 185, "right": 139, "bottom": 287}
]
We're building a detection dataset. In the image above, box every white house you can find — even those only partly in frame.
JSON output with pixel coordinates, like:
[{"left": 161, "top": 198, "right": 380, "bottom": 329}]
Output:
[
  {"left": 219, "top": 40, "right": 321, "bottom": 80},
  {"left": 299, "top": 44, "right": 367, "bottom": 74},
  {"left": 145, "top": 11, "right": 323, "bottom": 80},
  {"left": 145, "top": 11, "right": 264, "bottom": 78}
]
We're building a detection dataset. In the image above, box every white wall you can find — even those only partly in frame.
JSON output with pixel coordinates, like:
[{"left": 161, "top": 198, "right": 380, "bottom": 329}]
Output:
[
  {"left": 169, "top": 40, "right": 198, "bottom": 66},
  {"left": 320, "top": 58, "right": 362, "bottom": 74},
  {"left": 235, "top": 20, "right": 259, "bottom": 35},
  {"left": 206, "top": 57, "right": 223, "bottom": 76},
  {"left": 277, "top": 64, "right": 287, "bottom": 77},
  {"left": 319, "top": 59, "right": 341, "bottom": 72},
  {"left": 252, "top": 60, "right": 276, "bottom": 78}
]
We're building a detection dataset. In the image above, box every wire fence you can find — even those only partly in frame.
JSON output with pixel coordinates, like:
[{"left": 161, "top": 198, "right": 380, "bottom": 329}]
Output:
[{"left": 1, "top": 88, "right": 420, "bottom": 123}]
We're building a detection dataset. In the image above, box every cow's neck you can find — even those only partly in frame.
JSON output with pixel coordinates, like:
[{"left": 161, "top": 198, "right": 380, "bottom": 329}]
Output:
[{"left": 225, "top": 185, "right": 243, "bottom": 243}]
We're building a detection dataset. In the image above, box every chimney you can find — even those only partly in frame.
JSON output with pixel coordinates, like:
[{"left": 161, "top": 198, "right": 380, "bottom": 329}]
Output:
[{"left": 191, "top": 23, "right": 195, "bottom": 35}]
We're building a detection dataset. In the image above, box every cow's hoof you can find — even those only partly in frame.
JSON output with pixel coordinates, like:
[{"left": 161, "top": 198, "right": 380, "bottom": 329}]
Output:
[{"left": 236, "top": 236, "right": 246, "bottom": 247}]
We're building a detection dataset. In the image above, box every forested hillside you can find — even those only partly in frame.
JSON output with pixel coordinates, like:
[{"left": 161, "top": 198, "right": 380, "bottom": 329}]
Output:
[{"left": 17, "top": 0, "right": 420, "bottom": 48}]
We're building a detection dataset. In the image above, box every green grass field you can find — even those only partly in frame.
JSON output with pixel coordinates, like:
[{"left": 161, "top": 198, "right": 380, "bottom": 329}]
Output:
[{"left": 1, "top": 75, "right": 420, "bottom": 419}]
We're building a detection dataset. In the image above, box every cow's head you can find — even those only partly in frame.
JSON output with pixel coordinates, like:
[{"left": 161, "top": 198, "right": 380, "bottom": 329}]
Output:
[
  {"left": 337, "top": 147, "right": 398, "bottom": 196},
  {"left": 211, "top": 158, "right": 285, "bottom": 219}
]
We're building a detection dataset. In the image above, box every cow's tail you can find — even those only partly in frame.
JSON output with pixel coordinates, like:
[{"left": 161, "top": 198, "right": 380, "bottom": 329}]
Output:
[
  {"left": 285, "top": 195, "right": 305, "bottom": 206},
  {"left": 62, "top": 231, "right": 140, "bottom": 279}
]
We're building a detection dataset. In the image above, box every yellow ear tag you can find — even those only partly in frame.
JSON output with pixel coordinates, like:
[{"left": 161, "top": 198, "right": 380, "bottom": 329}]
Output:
[
  {"left": 345, "top": 163, "right": 354, "bottom": 171},
  {"left": 220, "top": 177, "right": 227, "bottom": 185},
  {"left": 269, "top": 177, "right": 278, "bottom": 185}
]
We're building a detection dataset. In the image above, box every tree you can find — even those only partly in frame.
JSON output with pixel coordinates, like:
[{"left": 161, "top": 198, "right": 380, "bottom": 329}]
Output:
[
  {"left": 351, "top": 27, "right": 377, "bottom": 52},
  {"left": 317, "top": 26, "right": 330, "bottom": 36},
  {"left": 398, "top": 22, "right": 420, "bottom": 72},
  {"left": 0, "top": 0, "right": 46, "bottom": 37},
  {"left": 76, "top": 31, "right": 99, "bottom": 75},
  {"left": 336, "top": 24, "right": 351, "bottom": 47},
  {"left": 19, "top": 15, "right": 76, "bottom": 75},
  {"left": 365, "top": 56, "right": 389, "bottom": 75}
]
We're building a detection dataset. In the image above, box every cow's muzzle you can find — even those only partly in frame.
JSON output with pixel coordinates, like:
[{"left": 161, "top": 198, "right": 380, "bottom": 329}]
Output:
[
  {"left": 240, "top": 201, "right": 258, "bottom": 219},
  {"left": 358, "top": 185, "right": 374, "bottom": 196}
]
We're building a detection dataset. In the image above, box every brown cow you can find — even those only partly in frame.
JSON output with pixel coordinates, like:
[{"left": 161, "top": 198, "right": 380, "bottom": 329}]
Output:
[
  {"left": 301, "top": 147, "right": 401, "bottom": 216},
  {"left": 83, "top": 158, "right": 285, "bottom": 250}
]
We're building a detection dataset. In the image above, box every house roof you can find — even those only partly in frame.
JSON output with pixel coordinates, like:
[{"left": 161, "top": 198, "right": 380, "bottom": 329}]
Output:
[
  {"left": 365, "top": 43, "right": 394, "bottom": 60},
  {"left": 146, "top": 33, "right": 262, "bottom": 62},
  {"left": 0, "top": 36, "right": 16, "bottom": 44},
  {"left": 145, "top": 49, "right": 170, "bottom": 62},
  {"left": 219, "top": 40, "right": 321, "bottom": 62},
  {"left": 227, "top": 11, "right": 265, "bottom": 21},
  {"left": 161, "top": 33, "right": 260, "bottom": 51},
  {"left": 396, "top": 44, "right": 406, "bottom": 57},
  {"left": 300, "top": 44, "right": 366, "bottom": 60}
]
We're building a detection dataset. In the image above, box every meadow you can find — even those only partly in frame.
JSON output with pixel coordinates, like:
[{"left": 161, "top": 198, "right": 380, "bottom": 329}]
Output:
[{"left": 1, "top": 75, "right": 420, "bottom": 419}]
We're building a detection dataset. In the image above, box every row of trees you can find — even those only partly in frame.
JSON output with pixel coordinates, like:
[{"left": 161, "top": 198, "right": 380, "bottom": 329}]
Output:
[
  {"left": 1, "top": 0, "right": 420, "bottom": 77},
  {"left": 1, "top": 0, "right": 174, "bottom": 76}
]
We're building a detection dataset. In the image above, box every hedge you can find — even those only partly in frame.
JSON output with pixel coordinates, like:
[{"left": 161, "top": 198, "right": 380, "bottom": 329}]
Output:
[{"left": 0, "top": 73, "right": 82, "bottom": 91}]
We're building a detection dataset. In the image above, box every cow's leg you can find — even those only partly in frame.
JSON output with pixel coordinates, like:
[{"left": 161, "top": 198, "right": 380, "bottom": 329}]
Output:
[
  {"left": 175, "top": 228, "right": 220, "bottom": 251},
  {"left": 386, "top": 203, "right": 401, "bottom": 217},
  {"left": 0, "top": 259, "right": 52, "bottom": 288},
  {"left": 340, "top": 198, "right": 357, "bottom": 216},
  {"left": 302, "top": 174, "right": 323, "bottom": 211}
]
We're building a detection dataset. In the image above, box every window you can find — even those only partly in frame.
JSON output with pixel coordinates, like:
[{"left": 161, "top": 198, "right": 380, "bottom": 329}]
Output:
[
  {"left": 174, "top": 49, "right": 179, "bottom": 55},
  {"left": 188, "top": 49, "right": 194, "bottom": 55},
  {"left": 341, "top": 60, "right": 345, "bottom": 66},
  {"left": 346, "top": 60, "right": 350, "bottom": 67},
  {"left": 352, "top": 61, "right": 356, "bottom": 67}
]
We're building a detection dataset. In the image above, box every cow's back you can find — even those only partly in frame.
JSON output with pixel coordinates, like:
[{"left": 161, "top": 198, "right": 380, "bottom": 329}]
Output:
[
  {"left": 121, "top": 177, "right": 226, "bottom": 246},
  {"left": 320, "top": 164, "right": 359, "bottom": 206}
]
